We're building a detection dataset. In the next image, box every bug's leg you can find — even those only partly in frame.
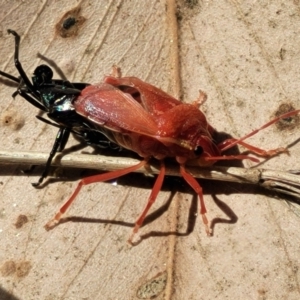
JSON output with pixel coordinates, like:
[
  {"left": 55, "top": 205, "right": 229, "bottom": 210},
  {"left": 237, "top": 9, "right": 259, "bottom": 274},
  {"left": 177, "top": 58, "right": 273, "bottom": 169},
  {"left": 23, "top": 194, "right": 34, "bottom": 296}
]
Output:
[
  {"left": 0, "top": 70, "right": 20, "bottom": 82},
  {"left": 7, "top": 30, "right": 38, "bottom": 98},
  {"left": 218, "top": 139, "right": 288, "bottom": 157},
  {"left": 44, "top": 159, "right": 148, "bottom": 230},
  {"left": 111, "top": 65, "right": 122, "bottom": 78},
  {"left": 17, "top": 90, "right": 47, "bottom": 111},
  {"left": 57, "top": 128, "right": 70, "bottom": 152},
  {"left": 128, "top": 160, "right": 166, "bottom": 244},
  {"left": 0, "top": 67, "right": 46, "bottom": 111},
  {"left": 180, "top": 164, "right": 211, "bottom": 236},
  {"left": 218, "top": 110, "right": 300, "bottom": 154},
  {"left": 191, "top": 90, "right": 207, "bottom": 108},
  {"left": 203, "top": 154, "right": 260, "bottom": 163},
  {"left": 67, "top": 82, "right": 90, "bottom": 90},
  {"left": 32, "top": 128, "right": 70, "bottom": 187}
]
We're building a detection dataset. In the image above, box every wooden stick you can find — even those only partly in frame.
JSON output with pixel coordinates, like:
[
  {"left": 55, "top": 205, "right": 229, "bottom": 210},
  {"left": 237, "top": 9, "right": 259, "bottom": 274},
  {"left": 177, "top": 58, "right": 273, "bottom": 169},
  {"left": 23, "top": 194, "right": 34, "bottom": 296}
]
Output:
[{"left": 0, "top": 149, "right": 300, "bottom": 199}]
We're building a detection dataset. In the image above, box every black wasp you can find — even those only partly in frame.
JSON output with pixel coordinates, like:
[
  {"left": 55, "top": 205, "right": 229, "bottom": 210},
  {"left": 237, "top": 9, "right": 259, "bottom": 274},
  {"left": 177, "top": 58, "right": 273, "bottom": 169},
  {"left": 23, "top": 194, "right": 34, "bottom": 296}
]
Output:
[{"left": 0, "top": 30, "right": 118, "bottom": 186}]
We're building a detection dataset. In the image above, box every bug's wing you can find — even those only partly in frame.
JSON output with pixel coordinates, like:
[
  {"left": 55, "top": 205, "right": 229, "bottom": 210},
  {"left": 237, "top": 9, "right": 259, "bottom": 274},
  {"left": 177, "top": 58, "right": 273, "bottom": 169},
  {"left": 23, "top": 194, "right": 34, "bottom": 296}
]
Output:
[
  {"left": 74, "top": 83, "right": 159, "bottom": 136},
  {"left": 104, "top": 76, "right": 181, "bottom": 117}
]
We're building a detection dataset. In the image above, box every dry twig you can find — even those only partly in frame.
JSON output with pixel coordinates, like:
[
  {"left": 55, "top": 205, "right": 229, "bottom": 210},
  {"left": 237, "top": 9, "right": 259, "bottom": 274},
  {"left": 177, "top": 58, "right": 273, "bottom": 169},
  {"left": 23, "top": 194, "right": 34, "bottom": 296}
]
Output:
[{"left": 0, "top": 149, "right": 300, "bottom": 200}]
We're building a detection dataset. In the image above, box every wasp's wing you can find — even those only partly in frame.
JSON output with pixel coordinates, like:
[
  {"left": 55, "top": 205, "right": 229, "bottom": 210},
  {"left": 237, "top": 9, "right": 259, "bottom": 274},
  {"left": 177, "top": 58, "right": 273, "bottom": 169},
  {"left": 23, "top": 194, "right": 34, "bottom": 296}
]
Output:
[
  {"left": 104, "top": 76, "right": 181, "bottom": 117},
  {"left": 74, "top": 83, "right": 159, "bottom": 136}
]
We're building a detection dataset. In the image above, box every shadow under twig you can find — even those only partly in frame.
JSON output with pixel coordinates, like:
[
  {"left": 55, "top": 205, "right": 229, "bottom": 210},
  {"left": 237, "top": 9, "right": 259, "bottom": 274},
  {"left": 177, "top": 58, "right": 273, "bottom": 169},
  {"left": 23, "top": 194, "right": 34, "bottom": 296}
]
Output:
[{"left": 210, "top": 194, "right": 238, "bottom": 234}]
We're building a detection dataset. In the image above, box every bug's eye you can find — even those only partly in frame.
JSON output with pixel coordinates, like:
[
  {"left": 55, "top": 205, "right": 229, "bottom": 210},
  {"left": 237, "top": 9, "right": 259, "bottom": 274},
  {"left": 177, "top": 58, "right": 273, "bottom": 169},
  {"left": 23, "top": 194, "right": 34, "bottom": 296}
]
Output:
[{"left": 194, "top": 146, "right": 203, "bottom": 156}]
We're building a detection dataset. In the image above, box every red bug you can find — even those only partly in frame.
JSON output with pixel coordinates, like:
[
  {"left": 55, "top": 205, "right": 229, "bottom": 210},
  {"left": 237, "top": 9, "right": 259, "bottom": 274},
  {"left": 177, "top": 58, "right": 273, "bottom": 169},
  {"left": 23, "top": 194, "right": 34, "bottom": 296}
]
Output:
[{"left": 45, "top": 67, "right": 299, "bottom": 243}]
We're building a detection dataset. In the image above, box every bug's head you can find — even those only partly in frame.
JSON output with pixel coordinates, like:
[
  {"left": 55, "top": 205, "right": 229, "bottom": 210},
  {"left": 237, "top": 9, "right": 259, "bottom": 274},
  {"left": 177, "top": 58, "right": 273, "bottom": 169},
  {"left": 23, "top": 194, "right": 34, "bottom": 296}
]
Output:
[{"left": 32, "top": 65, "right": 53, "bottom": 86}]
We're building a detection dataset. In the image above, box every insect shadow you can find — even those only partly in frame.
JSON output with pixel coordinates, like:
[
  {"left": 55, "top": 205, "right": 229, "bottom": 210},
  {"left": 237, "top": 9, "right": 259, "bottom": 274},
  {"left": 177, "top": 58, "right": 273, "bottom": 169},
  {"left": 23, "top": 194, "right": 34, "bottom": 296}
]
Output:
[
  {"left": 25, "top": 130, "right": 284, "bottom": 243},
  {"left": 53, "top": 173, "right": 268, "bottom": 245}
]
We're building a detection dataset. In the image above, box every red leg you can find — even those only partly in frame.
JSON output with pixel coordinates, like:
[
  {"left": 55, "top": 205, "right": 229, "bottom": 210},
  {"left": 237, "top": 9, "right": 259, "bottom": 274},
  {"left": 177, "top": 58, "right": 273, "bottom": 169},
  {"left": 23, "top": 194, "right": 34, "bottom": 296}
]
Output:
[
  {"left": 203, "top": 154, "right": 260, "bottom": 163},
  {"left": 128, "top": 161, "right": 166, "bottom": 244},
  {"left": 45, "top": 160, "right": 148, "bottom": 230},
  {"left": 180, "top": 164, "right": 211, "bottom": 236},
  {"left": 111, "top": 65, "right": 121, "bottom": 77},
  {"left": 219, "top": 110, "right": 300, "bottom": 153},
  {"left": 191, "top": 90, "right": 207, "bottom": 108},
  {"left": 218, "top": 139, "right": 287, "bottom": 157}
]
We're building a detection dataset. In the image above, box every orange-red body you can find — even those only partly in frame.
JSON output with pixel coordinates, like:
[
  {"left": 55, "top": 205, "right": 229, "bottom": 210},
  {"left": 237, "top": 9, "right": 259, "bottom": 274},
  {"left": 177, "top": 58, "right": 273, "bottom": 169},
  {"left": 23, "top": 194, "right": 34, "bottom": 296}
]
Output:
[
  {"left": 74, "top": 76, "right": 220, "bottom": 164},
  {"left": 45, "top": 69, "right": 299, "bottom": 243}
]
